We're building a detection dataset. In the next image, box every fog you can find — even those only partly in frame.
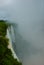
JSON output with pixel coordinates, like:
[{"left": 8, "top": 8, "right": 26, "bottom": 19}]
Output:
[{"left": 0, "top": 0, "right": 44, "bottom": 65}]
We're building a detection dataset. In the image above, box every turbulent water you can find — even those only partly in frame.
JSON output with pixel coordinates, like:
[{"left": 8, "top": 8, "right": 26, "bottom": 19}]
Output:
[{"left": 0, "top": 0, "right": 44, "bottom": 65}]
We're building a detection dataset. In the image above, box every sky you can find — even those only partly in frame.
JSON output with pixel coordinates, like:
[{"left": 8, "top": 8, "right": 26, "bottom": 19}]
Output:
[{"left": 0, "top": 0, "right": 44, "bottom": 65}]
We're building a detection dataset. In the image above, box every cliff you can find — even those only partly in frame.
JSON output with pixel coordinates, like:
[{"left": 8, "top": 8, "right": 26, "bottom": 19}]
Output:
[{"left": 0, "top": 20, "right": 22, "bottom": 65}]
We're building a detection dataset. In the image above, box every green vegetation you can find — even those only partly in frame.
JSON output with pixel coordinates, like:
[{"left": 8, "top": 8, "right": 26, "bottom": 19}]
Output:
[
  {"left": 0, "top": 20, "right": 8, "bottom": 36},
  {"left": 0, "top": 20, "right": 22, "bottom": 65}
]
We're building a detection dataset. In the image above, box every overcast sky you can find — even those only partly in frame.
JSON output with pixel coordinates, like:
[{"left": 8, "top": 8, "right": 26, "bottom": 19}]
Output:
[
  {"left": 0, "top": 0, "right": 44, "bottom": 65},
  {"left": 0, "top": 0, "right": 44, "bottom": 21}
]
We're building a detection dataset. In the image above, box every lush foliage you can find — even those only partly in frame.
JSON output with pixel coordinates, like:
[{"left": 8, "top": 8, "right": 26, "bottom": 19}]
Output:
[
  {"left": 0, "top": 20, "right": 22, "bottom": 65},
  {"left": 0, "top": 20, "right": 8, "bottom": 36}
]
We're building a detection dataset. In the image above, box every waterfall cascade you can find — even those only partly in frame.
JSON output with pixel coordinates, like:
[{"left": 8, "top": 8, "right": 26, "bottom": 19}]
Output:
[{"left": 6, "top": 24, "right": 19, "bottom": 61}]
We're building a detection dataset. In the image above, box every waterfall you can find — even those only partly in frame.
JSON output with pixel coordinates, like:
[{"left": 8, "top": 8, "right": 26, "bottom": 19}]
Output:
[
  {"left": 6, "top": 25, "right": 19, "bottom": 61},
  {"left": 0, "top": 0, "right": 44, "bottom": 65}
]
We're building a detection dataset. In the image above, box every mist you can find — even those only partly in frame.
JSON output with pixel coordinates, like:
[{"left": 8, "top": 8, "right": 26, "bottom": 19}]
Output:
[{"left": 0, "top": 0, "right": 44, "bottom": 65}]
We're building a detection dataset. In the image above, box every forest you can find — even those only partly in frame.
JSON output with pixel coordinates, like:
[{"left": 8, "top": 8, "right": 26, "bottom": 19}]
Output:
[{"left": 0, "top": 20, "right": 22, "bottom": 65}]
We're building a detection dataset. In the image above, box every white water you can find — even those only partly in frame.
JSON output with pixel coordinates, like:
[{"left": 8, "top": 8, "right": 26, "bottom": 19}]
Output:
[{"left": 6, "top": 26, "right": 19, "bottom": 61}]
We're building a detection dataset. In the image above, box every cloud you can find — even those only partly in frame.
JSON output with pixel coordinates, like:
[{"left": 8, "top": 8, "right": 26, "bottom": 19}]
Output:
[{"left": 0, "top": 0, "right": 13, "bottom": 7}]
